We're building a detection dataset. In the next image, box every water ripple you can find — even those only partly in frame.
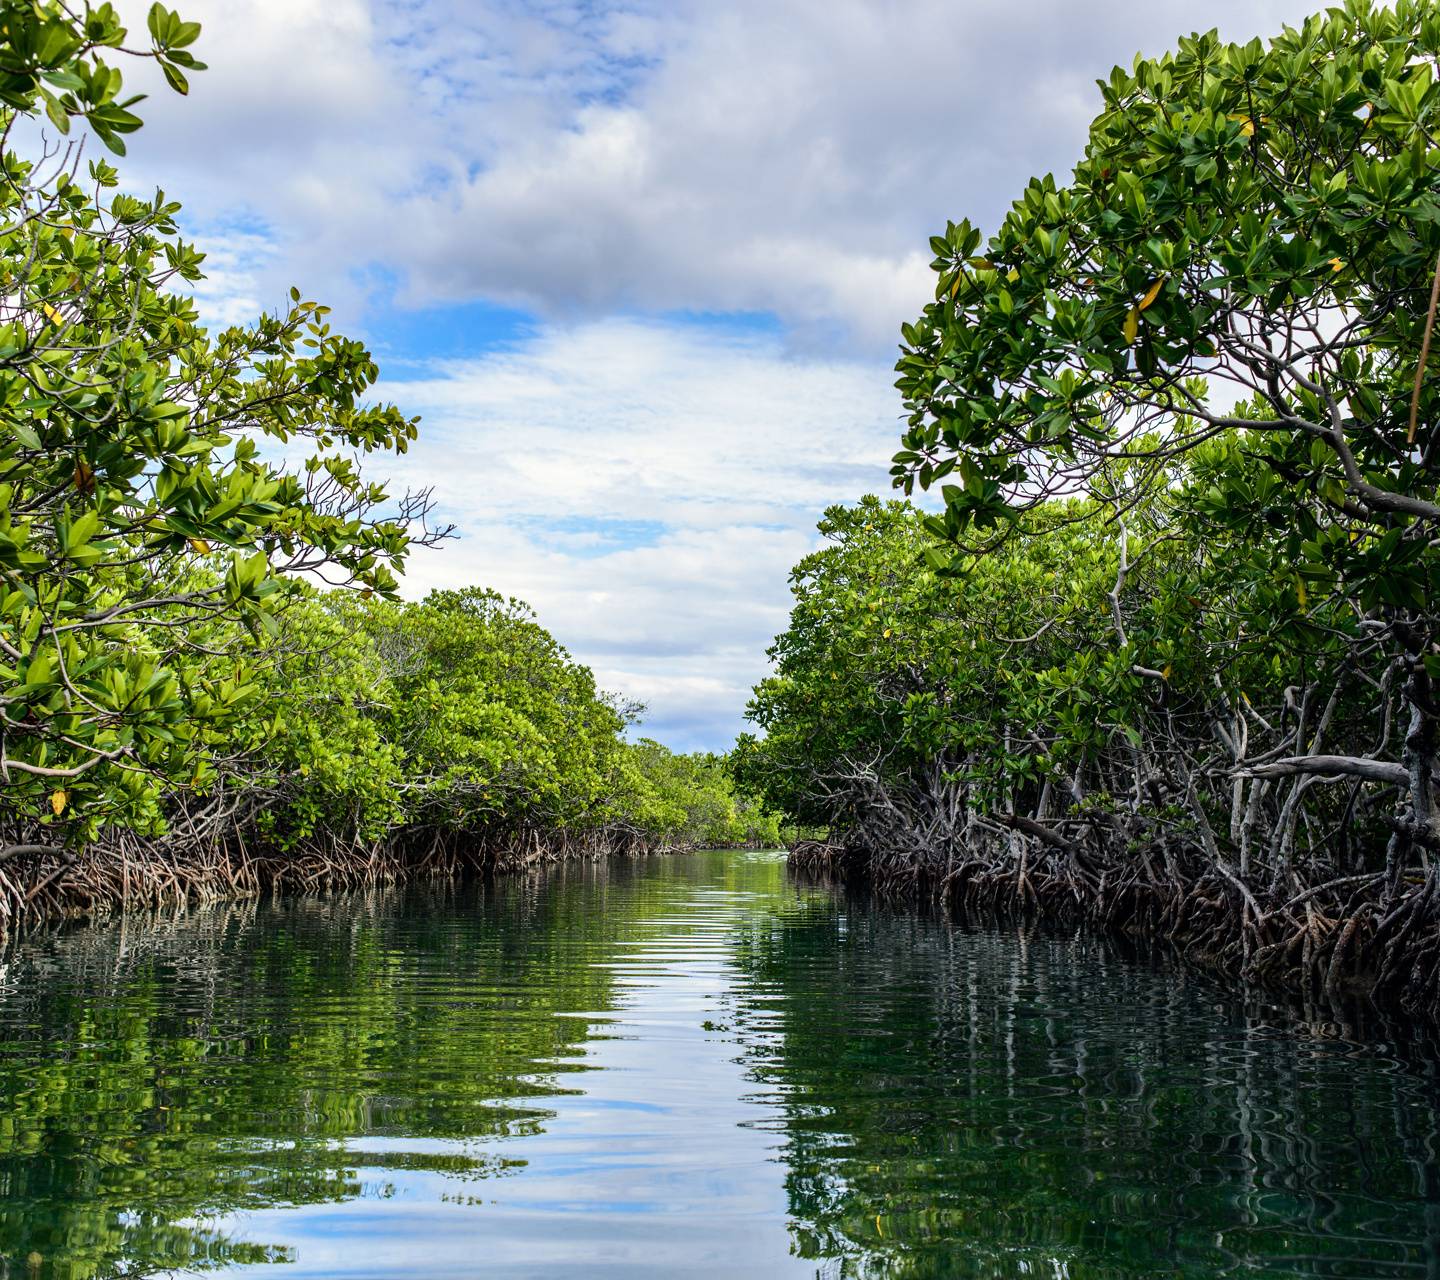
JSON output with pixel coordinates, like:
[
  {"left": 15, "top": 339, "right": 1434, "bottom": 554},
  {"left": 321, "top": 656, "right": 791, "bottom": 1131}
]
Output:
[{"left": 0, "top": 854, "right": 1438, "bottom": 1278}]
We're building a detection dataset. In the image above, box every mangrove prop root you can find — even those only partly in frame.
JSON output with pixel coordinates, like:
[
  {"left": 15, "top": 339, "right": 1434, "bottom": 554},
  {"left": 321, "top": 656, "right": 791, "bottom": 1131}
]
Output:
[
  {"left": 0, "top": 822, "right": 693, "bottom": 942},
  {"left": 794, "top": 838, "right": 1440, "bottom": 1013}
]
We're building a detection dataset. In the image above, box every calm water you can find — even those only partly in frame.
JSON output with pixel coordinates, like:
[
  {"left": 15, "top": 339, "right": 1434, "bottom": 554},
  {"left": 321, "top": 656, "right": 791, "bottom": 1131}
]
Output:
[{"left": 3, "top": 851, "right": 1440, "bottom": 1279}]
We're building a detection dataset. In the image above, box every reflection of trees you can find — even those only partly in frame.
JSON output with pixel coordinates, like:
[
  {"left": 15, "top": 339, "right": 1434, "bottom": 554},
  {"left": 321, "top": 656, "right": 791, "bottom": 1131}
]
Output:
[
  {"left": 0, "top": 861, "right": 691, "bottom": 1279},
  {"left": 730, "top": 895, "right": 1440, "bottom": 1280},
  {"left": 8, "top": 853, "right": 1440, "bottom": 1280}
]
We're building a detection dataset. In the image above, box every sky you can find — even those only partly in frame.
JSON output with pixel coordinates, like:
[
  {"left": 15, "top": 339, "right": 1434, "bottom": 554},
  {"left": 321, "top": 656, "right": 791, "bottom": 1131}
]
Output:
[{"left": 102, "top": 0, "right": 1320, "bottom": 750}]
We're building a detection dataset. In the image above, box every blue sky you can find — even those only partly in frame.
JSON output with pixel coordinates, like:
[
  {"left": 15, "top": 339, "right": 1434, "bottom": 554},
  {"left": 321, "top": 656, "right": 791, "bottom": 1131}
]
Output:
[{"left": 107, "top": 0, "right": 1320, "bottom": 750}]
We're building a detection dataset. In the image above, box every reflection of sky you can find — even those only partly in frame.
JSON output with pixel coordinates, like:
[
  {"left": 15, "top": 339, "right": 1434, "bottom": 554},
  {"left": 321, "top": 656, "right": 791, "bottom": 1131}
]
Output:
[
  {"left": 210, "top": 859, "right": 811, "bottom": 1279},
  {"left": 11, "top": 852, "right": 1440, "bottom": 1276}
]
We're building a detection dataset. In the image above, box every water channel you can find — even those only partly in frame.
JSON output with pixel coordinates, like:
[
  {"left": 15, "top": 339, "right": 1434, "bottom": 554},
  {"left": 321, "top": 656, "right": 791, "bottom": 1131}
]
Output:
[{"left": 2, "top": 849, "right": 1439, "bottom": 1278}]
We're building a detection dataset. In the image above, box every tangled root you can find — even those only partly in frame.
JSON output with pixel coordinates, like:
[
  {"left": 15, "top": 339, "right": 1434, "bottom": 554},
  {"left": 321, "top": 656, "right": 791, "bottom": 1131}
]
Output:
[{"left": 792, "top": 841, "right": 1440, "bottom": 1013}]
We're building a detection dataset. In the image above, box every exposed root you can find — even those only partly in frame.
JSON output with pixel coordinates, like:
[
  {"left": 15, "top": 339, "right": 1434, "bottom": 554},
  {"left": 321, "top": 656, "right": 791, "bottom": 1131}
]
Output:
[
  {"left": 0, "top": 823, "right": 687, "bottom": 941},
  {"left": 793, "top": 839, "right": 1440, "bottom": 1013},
  {"left": 788, "top": 839, "right": 845, "bottom": 874}
]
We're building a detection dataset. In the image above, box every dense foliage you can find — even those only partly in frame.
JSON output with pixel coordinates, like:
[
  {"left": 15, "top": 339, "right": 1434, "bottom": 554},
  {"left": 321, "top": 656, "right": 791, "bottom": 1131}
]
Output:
[
  {"left": 0, "top": 5, "right": 774, "bottom": 927},
  {"left": 744, "top": 1, "right": 1440, "bottom": 1002},
  {"left": 0, "top": 4, "right": 437, "bottom": 840},
  {"left": 202, "top": 586, "right": 774, "bottom": 860}
]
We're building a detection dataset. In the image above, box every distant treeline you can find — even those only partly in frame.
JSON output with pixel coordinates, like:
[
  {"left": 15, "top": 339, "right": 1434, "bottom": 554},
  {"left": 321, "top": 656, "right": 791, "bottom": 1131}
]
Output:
[
  {"left": 3, "top": 581, "right": 779, "bottom": 933},
  {"left": 739, "top": 2, "right": 1440, "bottom": 1009},
  {"left": 0, "top": 6, "right": 777, "bottom": 931}
]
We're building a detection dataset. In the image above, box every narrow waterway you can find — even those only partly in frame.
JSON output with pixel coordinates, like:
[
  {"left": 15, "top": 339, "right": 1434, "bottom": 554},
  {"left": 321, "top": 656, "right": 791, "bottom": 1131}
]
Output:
[{"left": 2, "top": 850, "right": 1440, "bottom": 1279}]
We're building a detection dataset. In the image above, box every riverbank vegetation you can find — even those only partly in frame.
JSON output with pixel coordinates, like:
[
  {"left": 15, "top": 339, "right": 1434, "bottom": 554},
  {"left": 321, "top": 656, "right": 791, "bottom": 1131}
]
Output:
[
  {"left": 739, "top": 0, "right": 1440, "bottom": 1008},
  {"left": 0, "top": 4, "right": 775, "bottom": 934}
]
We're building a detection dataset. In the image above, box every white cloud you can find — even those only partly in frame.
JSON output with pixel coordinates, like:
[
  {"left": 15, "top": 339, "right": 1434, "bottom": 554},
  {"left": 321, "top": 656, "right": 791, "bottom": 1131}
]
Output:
[
  {"left": 184, "top": 226, "right": 281, "bottom": 326},
  {"left": 113, "top": 0, "right": 1324, "bottom": 346},
  {"left": 379, "top": 319, "right": 899, "bottom": 748}
]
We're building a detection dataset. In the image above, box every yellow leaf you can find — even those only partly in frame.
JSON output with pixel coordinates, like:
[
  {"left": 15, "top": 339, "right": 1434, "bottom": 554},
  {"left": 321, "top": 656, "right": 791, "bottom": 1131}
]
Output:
[
  {"left": 1161, "top": 663, "right": 1172, "bottom": 680},
  {"left": 1137, "top": 278, "right": 1164, "bottom": 311},
  {"left": 188, "top": 538, "right": 212, "bottom": 555},
  {"left": 1006, "top": 268, "right": 1020, "bottom": 282},
  {"left": 1228, "top": 113, "right": 1255, "bottom": 136},
  {"left": 1329, "top": 257, "right": 1343, "bottom": 272},
  {"left": 41, "top": 303, "right": 64, "bottom": 326},
  {"left": 883, "top": 628, "right": 893, "bottom": 638},
  {"left": 1123, "top": 307, "right": 1140, "bottom": 345},
  {"left": 1296, "top": 576, "right": 1307, "bottom": 607},
  {"left": 50, "top": 790, "right": 66, "bottom": 816}
]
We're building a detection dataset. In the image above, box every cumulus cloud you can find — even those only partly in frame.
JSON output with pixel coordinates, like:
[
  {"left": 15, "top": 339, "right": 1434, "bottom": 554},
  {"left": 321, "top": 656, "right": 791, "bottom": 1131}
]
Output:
[
  {"left": 377, "top": 319, "right": 900, "bottom": 748},
  {"left": 115, "top": 0, "right": 1322, "bottom": 345}
]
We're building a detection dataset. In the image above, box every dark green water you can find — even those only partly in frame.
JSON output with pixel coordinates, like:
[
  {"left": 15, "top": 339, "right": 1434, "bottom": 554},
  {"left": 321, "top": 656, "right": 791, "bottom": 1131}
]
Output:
[{"left": 3, "top": 851, "right": 1440, "bottom": 1279}]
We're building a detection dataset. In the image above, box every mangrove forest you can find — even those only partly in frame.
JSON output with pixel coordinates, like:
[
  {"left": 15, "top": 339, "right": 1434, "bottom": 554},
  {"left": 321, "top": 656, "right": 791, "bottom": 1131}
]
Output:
[
  {"left": 0, "top": 1, "right": 778, "bottom": 935},
  {"left": 739, "top": 0, "right": 1440, "bottom": 1010},
  {"left": 4, "top": 0, "right": 1440, "bottom": 1277}
]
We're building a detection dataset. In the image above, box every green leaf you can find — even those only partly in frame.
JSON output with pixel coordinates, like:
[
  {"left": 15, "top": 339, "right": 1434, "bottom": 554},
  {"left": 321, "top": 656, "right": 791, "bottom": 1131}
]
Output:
[{"left": 160, "top": 61, "right": 189, "bottom": 95}]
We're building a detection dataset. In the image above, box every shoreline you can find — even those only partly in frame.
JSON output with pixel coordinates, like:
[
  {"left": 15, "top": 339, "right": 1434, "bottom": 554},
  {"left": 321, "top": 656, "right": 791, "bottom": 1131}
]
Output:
[
  {"left": 788, "top": 841, "right": 1440, "bottom": 1016},
  {"left": 0, "top": 828, "right": 723, "bottom": 942}
]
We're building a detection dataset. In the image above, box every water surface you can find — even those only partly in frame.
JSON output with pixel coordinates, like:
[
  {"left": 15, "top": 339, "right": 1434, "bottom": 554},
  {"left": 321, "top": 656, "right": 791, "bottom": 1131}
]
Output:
[{"left": 2, "top": 850, "right": 1440, "bottom": 1278}]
